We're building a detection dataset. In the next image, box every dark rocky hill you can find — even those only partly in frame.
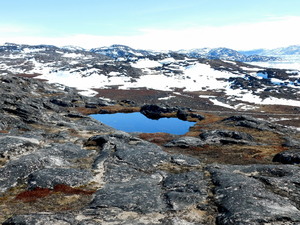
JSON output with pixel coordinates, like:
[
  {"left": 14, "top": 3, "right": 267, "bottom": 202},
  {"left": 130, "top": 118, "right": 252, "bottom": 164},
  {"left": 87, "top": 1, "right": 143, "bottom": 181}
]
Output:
[{"left": 1, "top": 75, "right": 300, "bottom": 224}]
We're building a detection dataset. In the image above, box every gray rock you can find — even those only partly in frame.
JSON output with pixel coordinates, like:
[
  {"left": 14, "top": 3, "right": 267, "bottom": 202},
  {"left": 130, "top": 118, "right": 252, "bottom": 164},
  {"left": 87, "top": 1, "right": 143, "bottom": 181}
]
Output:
[
  {"left": 28, "top": 168, "right": 93, "bottom": 189},
  {"left": 165, "top": 136, "right": 204, "bottom": 148},
  {"left": 0, "top": 152, "right": 69, "bottom": 193},
  {"left": 208, "top": 164, "right": 300, "bottom": 224},
  {"left": 0, "top": 135, "right": 40, "bottom": 159},
  {"left": 39, "top": 143, "right": 92, "bottom": 160},
  {"left": 282, "top": 137, "right": 300, "bottom": 147},
  {"left": 223, "top": 115, "right": 292, "bottom": 133},
  {"left": 163, "top": 171, "right": 206, "bottom": 191},
  {"left": 104, "top": 162, "right": 150, "bottom": 183},
  {"left": 3, "top": 213, "right": 77, "bottom": 225},
  {"left": 113, "top": 136, "right": 171, "bottom": 171},
  {"left": 170, "top": 154, "right": 201, "bottom": 167},
  {"left": 90, "top": 178, "right": 167, "bottom": 213},
  {"left": 163, "top": 171, "right": 207, "bottom": 210}
]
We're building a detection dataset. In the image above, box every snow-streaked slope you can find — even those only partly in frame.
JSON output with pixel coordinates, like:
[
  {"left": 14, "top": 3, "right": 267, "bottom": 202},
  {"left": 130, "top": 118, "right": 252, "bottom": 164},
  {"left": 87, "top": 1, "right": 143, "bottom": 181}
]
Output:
[{"left": 1, "top": 43, "right": 300, "bottom": 109}]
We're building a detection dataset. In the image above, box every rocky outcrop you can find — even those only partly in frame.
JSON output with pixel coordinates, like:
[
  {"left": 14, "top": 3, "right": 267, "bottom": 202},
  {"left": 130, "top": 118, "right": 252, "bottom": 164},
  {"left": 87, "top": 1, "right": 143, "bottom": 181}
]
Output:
[
  {"left": 0, "top": 75, "right": 212, "bottom": 224},
  {"left": 223, "top": 115, "right": 294, "bottom": 134},
  {"left": 140, "top": 104, "right": 205, "bottom": 122},
  {"left": 1, "top": 75, "right": 300, "bottom": 225}
]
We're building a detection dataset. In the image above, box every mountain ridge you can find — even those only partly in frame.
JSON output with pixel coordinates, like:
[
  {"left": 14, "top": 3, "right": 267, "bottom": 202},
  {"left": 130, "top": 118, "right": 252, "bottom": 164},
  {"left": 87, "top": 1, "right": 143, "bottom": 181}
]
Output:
[{"left": 5, "top": 42, "right": 300, "bottom": 62}]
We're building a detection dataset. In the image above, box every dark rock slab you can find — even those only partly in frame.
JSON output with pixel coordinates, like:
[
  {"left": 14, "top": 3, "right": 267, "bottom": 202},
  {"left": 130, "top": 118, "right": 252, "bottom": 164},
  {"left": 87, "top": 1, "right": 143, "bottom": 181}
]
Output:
[
  {"left": 273, "top": 148, "right": 300, "bottom": 164},
  {"left": 208, "top": 164, "right": 300, "bottom": 224},
  {"left": 28, "top": 168, "right": 93, "bottom": 189},
  {"left": 176, "top": 109, "right": 189, "bottom": 120},
  {"left": 189, "top": 112, "right": 205, "bottom": 121},
  {"left": 200, "top": 129, "right": 255, "bottom": 145},
  {"left": 90, "top": 178, "right": 167, "bottom": 213},
  {"left": 177, "top": 109, "right": 205, "bottom": 121}
]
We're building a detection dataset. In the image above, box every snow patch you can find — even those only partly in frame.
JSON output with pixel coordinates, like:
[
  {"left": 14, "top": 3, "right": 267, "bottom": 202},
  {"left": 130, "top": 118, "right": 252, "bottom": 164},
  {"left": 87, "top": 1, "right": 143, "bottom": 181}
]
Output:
[
  {"left": 131, "top": 59, "right": 161, "bottom": 68},
  {"left": 158, "top": 96, "right": 176, "bottom": 100}
]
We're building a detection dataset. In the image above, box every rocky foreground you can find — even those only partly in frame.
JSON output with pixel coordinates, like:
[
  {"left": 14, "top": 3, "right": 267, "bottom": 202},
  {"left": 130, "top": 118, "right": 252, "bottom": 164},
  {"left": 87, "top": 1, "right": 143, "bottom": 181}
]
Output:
[{"left": 1, "top": 75, "right": 300, "bottom": 225}]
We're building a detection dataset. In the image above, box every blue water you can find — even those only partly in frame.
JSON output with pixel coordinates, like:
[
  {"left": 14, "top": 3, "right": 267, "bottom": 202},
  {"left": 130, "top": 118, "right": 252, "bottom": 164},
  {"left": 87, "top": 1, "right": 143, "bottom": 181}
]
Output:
[
  {"left": 257, "top": 72, "right": 268, "bottom": 79},
  {"left": 91, "top": 112, "right": 196, "bottom": 135}
]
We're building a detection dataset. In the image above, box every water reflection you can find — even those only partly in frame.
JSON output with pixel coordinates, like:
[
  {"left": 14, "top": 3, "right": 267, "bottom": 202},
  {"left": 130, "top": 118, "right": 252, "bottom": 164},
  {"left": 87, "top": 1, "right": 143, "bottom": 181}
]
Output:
[{"left": 91, "top": 112, "right": 196, "bottom": 135}]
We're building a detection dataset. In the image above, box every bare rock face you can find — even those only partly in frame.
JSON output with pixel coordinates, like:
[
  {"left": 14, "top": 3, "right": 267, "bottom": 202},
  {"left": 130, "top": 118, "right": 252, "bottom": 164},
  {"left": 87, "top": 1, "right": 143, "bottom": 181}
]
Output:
[
  {"left": 0, "top": 75, "right": 210, "bottom": 224},
  {"left": 208, "top": 164, "right": 300, "bottom": 224}
]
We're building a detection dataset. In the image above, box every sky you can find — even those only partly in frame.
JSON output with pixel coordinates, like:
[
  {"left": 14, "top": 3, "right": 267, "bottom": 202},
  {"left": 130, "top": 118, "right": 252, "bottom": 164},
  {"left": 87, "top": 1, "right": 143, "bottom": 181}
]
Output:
[{"left": 0, "top": 0, "right": 300, "bottom": 50}]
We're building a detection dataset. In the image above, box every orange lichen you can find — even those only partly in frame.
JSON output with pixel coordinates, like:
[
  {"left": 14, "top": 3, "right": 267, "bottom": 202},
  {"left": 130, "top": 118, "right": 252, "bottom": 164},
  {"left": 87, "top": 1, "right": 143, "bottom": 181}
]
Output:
[
  {"left": 15, "top": 184, "right": 95, "bottom": 202},
  {"left": 15, "top": 187, "right": 52, "bottom": 202}
]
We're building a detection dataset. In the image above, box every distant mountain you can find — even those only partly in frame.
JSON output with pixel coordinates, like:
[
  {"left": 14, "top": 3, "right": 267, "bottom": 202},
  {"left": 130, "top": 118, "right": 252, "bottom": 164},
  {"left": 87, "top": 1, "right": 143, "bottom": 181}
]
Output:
[
  {"left": 263, "top": 45, "right": 300, "bottom": 56},
  {"left": 176, "top": 47, "right": 278, "bottom": 62},
  {"left": 90, "top": 44, "right": 155, "bottom": 60},
  {"left": 240, "top": 45, "right": 300, "bottom": 56},
  {"left": 62, "top": 45, "right": 86, "bottom": 52},
  {"left": 177, "top": 48, "right": 211, "bottom": 58},
  {"left": 89, "top": 45, "right": 279, "bottom": 62}
]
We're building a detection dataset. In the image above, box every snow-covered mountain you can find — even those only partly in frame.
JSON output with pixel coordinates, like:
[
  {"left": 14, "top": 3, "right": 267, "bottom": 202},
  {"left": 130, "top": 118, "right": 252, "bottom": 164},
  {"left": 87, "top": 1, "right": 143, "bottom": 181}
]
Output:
[
  {"left": 240, "top": 45, "right": 300, "bottom": 56},
  {"left": 90, "top": 44, "right": 155, "bottom": 60},
  {"left": 240, "top": 45, "right": 300, "bottom": 71},
  {"left": 89, "top": 45, "right": 278, "bottom": 62},
  {"left": 177, "top": 47, "right": 278, "bottom": 62},
  {"left": 1, "top": 43, "right": 299, "bottom": 110}
]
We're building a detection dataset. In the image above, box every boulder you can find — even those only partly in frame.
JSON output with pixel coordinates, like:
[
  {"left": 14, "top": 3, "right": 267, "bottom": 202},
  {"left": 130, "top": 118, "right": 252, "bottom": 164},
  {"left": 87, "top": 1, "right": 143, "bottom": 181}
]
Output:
[
  {"left": 140, "top": 104, "right": 178, "bottom": 119},
  {"left": 273, "top": 148, "right": 300, "bottom": 164}
]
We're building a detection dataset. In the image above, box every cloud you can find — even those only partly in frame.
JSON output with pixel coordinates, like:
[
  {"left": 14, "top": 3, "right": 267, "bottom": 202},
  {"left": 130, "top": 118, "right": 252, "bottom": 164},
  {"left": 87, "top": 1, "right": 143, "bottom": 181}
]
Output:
[
  {"left": 0, "top": 24, "right": 30, "bottom": 33},
  {"left": 0, "top": 16, "right": 299, "bottom": 50}
]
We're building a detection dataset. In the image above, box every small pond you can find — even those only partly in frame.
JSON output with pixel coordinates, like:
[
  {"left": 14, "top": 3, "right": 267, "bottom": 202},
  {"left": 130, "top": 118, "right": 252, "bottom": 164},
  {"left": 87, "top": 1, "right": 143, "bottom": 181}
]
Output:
[{"left": 91, "top": 112, "right": 196, "bottom": 135}]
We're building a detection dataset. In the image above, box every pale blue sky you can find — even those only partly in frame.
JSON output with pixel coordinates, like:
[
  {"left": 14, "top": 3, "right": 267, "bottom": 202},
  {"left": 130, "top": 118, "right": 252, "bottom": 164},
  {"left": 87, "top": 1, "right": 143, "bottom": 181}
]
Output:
[{"left": 1, "top": 0, "right": 300, "bottom": 50}]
